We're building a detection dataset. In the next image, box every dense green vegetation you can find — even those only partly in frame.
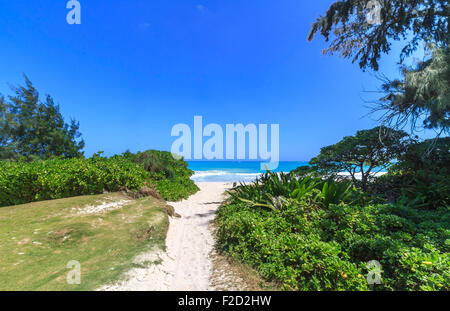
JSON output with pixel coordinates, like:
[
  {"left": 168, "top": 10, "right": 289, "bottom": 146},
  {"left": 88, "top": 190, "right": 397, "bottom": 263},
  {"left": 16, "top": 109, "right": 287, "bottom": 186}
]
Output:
[
  {"left": 124, "top": 150, "right": 199, "bottom": 201},
  {"left": 217, "top": 127, "right": 449, "bottom": 291},
  {"left": 216, "top": 172, "right": 449, "bottom": 291},
  {"left": 0, "top": 150, "right": 198, "bottom": 207},
  {"left": 0, "top": 156, "right": 149, "bottom": 207},
  {"left": 369, "top": 137, "right": 450, "bottom": 209}
]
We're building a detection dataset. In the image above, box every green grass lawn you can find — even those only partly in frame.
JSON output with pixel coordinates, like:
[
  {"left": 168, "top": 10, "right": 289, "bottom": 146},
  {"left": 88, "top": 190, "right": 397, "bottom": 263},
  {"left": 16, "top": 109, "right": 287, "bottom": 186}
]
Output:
[{"left": 0, "top": 193, "right": 169, "bottom": 291}]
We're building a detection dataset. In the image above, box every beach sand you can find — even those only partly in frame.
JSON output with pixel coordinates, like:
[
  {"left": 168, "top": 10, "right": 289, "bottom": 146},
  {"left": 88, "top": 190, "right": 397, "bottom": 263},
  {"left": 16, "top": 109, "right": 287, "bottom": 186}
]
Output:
[
  {"left": 337, "top": 172, "right": 387, "bottom": 179},
  {"left": 100, "top": 182, "right": 236, "bottom": 291}
]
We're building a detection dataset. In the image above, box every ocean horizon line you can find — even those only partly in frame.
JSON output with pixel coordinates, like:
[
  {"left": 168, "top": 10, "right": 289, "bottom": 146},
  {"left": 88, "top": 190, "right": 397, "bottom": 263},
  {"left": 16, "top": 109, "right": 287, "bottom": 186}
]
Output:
[{"left": 188, "top": 160, "right": 307, "bottom": 182}]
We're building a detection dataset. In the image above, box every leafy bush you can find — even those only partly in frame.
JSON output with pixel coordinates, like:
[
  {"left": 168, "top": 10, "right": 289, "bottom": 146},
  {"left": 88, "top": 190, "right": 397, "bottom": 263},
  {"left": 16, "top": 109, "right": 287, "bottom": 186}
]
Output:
[
  {"left": 0, "top": 149, "right": 199, "bottom": 207},
  {"left": 123, "top": 150, "right": 199, "bottom": 201},
  {"left": 368, "top": 137, "right": 450, "bottom": 208},
  {"left": 153, "top": 178, "right": 200, "bottom": 202},
  {"left": 216, "top": 172, "right": 450, "bottom": 291},
  {"left": 401, "top": 178, "right": 450, "bottom": 210},
  {"left": 393, "top": 137, "right": 450, "bottom": 177},
  {"left": 0, "top": 156, "right": 149, "bottom": 207}
]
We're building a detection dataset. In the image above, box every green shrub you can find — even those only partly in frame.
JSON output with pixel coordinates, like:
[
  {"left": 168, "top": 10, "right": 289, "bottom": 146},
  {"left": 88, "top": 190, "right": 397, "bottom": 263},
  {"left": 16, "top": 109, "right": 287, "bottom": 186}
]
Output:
[
  {"left": 0, "top": 150, "right": 199, "bottom": 207},
  {"left": 152, "top": 177, "right": 200, "bottom": 202},
  {"left": 393, "top": 137, "right": 450, "bottom": 177},
  {"left": 368, "top": 137, "right": 450, "bottom": 208},
  {"left": 216, "top": 172, "right": 450, "bottom": 291},
  {"left": 0, "top": 156, "right": 149, "bottom": 207},
  {"left": 124, "top": 150, "right": 199, "bottom": 201}
]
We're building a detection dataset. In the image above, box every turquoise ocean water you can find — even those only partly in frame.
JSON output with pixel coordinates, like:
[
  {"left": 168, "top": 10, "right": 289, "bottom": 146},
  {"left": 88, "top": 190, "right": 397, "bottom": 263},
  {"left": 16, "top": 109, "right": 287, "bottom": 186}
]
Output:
[{"left": 187, "top": 161, "right": 308, "bottom": 182}]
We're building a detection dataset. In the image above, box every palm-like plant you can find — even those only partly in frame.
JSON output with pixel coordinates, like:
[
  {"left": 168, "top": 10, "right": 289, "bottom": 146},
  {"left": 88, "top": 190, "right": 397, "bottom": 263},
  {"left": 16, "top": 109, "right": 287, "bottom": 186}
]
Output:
[
  {"left": 229, "top": 172, "right": 361, "bottom": 211},
  {"left": 314, "top": 180, "right": 355, "bottom": 208}
]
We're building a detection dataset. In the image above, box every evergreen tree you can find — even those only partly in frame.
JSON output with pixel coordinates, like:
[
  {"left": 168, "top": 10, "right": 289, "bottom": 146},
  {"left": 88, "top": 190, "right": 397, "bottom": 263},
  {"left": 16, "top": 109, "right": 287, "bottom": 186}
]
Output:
[
  {"left": 0, "top": 95, "right": 17, "bottom": 159},
  {"left": 377, "top": 47, "right": 449, "bottom": 134},
  {"left": 308, "top": 1, "right": 449, "bottom": 134},
  {"left": 0, "top": 76, "right": 84, "bottom": 160},
  {"left": 308, "top": 0, "right": 449, "bottom": 71}
]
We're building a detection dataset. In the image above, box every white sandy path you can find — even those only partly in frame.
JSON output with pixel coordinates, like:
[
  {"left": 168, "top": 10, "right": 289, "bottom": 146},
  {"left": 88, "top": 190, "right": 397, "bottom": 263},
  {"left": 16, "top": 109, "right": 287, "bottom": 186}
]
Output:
[{"left": 100, "top": 182, "right": 232, "bottom": 291}]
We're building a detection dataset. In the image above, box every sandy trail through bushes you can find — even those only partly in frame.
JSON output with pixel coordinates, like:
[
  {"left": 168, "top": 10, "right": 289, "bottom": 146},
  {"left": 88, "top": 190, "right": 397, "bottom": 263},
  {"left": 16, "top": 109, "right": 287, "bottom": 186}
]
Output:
[{"left": 101, "top": 182, "right": 240, "bottom": 291}]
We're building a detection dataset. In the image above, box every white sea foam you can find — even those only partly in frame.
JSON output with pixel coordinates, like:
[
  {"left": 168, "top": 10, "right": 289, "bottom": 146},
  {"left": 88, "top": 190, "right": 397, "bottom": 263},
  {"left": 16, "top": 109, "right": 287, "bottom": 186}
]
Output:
[
  {"left": 192, "top": 170, "right": 388, "bottom": 183},
  {"left": 191, "top": 170, "right": 261, "bottom": 182},
  {"left": 191, "top": 170, "right": 295, "bottom": 182}
]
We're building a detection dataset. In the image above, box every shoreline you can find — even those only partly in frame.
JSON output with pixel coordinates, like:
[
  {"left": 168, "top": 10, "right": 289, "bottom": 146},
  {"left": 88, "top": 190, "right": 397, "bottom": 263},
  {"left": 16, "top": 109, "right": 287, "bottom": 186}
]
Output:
[{"left": 191, "top": 170, "right": 388, "bottom": 183}]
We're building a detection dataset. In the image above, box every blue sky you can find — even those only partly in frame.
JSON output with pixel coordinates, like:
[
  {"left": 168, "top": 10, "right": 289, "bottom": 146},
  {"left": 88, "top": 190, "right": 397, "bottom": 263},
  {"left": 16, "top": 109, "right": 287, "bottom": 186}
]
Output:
[{"left": 0, "top": 1, "right": 431, "bottom": 160}]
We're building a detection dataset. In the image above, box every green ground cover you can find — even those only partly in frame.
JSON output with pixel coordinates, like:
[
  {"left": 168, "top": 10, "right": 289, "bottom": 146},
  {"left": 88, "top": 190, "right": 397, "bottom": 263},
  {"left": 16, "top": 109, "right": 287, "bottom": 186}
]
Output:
[{"left": 0, "top": 192, "right": 169, "bottom": 291}]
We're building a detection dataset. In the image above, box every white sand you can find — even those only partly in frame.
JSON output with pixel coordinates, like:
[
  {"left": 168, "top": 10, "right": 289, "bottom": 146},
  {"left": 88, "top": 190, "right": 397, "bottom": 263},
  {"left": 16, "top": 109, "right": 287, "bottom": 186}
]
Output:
[
  {"left": 73, "top": 199, "right": 132, "bottom": 215},
  {"left": 337, "top": 172, "right": 387, "bottom": 179},
  {"left": 100, "top": 182, "right": 232, "bottom": 291}
]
